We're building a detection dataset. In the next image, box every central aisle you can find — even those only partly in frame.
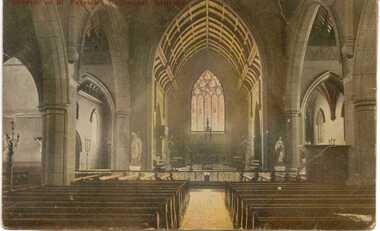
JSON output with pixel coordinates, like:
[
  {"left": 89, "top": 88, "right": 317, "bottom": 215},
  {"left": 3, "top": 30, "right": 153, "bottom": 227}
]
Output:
[{"left": 180, "top": 189, "right": 234, "bottom": 230}]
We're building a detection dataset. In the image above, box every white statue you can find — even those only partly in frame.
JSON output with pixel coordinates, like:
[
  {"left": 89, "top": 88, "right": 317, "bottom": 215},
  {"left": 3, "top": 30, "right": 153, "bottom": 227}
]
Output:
[
  {"left": 240, "top": 136, "right": 250, "bottom": 167},
  {"left": 131, "top": 132, "right": 142, "bottom": 166},
  {"left": 167, "top": 135, "right": 175, "bottom": 161},
  {"left": 275, "top": 137, "right": 285, "bottom": 164}
]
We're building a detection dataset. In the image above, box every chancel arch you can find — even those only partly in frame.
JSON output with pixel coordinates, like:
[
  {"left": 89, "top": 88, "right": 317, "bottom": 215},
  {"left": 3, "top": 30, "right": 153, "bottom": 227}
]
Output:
[{"left": 153, "top": 0, "right": 263, "bottom": 170}]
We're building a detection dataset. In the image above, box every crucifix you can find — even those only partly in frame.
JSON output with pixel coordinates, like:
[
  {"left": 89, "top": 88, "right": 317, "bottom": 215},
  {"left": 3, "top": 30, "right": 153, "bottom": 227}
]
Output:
[{"left": 5, "top": 121, "right": 20, "bottom": 189}]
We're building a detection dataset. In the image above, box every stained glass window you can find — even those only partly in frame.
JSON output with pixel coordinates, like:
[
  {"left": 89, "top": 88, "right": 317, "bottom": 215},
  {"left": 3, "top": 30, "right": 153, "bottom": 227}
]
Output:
[{"left": 191, "top": 71, "right": 225, "bottom": 132}]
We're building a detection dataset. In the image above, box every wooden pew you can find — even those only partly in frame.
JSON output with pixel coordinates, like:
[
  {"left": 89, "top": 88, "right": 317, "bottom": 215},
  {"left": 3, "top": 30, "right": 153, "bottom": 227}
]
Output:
[
  {"left": 3, "top": 181, "right": 190, "bottom": 229},
  {"left": 4, "top": 197, "right": 165, "bottom": 229},
  {"left": 225, "top": 182, "right": 375, "bottom": 229},
  {"left": 229, "top": 186, "right": 373, "bottom": 229}
]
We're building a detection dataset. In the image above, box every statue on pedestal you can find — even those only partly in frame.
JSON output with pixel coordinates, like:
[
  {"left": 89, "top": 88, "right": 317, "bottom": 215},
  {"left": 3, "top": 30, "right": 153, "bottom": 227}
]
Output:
[
  {"left": 239, "top": 136, "right": 250, "bottom": 168},
  {"left": 167, "top": 135, "right": 174, "bottom": 162},
  {"left": 130, "top": 132, "right": 142, "bottom": 168},
  {"left": 274, "top": 137, "right": 285, "bottom": 165}
]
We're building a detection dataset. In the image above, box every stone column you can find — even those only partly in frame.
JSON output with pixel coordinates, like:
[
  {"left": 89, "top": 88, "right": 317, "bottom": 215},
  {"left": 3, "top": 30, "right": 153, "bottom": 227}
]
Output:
[
  {"left": 351, "top": 0, "right": 377, "bottom": 186},
  {"left": 41, "top": 104, "right": 75, "bottom": 185},
  {"left": 114, "top": 111, "right": 130, "bottom": 170},
  {"left": 66, "top": 65, "right": 79, "bottom": 183},
  {"left": 40, "top": 66, "right": 77, "bottom": 186},
  {"left": 285, "top": 110, "right": 301, "bottom": 171},
  {"left": 342, "top": 59, "right": 359, "bottom": 185},
  {"left": 353, "top": 99, "right": 376, "bottom": 185}
]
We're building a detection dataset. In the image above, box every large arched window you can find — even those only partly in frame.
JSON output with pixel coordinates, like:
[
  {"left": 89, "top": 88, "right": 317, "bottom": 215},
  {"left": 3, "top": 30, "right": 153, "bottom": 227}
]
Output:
[
  {"left": 191, "top": 71, "right": 225, "bottom": 132},
  {"left": 315, "top": 108, "right": 326, "bottom": 144}
]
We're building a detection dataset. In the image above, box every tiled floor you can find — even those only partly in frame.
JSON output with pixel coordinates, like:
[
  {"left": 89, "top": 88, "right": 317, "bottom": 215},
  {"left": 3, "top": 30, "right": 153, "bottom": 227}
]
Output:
[{"left": 180, "top": 189, "right": 234, "bottom": 230}]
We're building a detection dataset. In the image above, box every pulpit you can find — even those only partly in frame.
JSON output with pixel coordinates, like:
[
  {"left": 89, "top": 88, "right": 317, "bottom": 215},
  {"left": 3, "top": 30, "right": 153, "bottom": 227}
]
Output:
[{"left": 304, "top": 145, "right": 349, "bottom": 184}]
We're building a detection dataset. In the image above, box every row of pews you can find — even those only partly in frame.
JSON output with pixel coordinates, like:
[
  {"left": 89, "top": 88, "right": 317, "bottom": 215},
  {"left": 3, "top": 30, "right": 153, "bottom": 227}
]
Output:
[
  {"left": 3, "top": 180, "right": 189, "bottom": 229},
  {"left": 225, "top": 182, "right": 375, "bottom": 230}
]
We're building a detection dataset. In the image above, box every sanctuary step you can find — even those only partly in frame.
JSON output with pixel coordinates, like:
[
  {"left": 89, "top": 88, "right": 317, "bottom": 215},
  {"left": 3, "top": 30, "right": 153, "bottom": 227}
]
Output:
[
  {"left": 225, "top": 182, "right": 375, "bottom": 229},
  {"left": 3, "top": 181, "right": 189, "bottom": 229}
]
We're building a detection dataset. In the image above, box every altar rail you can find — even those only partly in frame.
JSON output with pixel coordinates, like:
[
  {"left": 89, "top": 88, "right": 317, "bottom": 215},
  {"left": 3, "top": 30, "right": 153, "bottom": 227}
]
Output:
[{"left": 74, "top": 169, "right": 302, "bottom": 183}]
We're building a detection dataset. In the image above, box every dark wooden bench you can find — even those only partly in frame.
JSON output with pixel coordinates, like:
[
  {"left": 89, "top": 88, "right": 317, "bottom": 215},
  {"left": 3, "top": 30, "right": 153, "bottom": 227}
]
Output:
[
  {"left": 225, "top": 183, "right": 375, "bottom": 229},
  {"left": 3, "top": 181, "right": 190, "bottom": 229}
]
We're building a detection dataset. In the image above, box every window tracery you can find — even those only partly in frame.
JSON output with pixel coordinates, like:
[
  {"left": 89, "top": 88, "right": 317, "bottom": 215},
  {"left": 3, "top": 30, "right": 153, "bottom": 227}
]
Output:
[{"left": 191, "top": 71, "right": 225, "bottom": 132}]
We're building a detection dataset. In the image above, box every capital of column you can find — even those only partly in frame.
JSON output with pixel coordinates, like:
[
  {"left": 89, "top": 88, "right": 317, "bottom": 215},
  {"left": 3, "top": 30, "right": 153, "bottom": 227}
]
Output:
[
  {"left": 39, "top": 103, "right": 69, "bottom": 113},
  {"left": 70, "top": 77, "right": 80, "bottom": 89},
  {"left": 341, "top": 42, "right": 354, "bottom": 60},
  {"left": 67, "top": 46, "right": 80, "bottom": 64},
  {"left": 343, "top": 75, "right": 353, "bottom": 84},
  {"left": 353, "top": 98, "right": 376, "bottom": 109},
  {"left": 116, "top": 110, "right": 129, "bottom": 118},
  {"left": 284, "top": 110, "right": 301, "bottom": 118},
  {"left": 342, "top": 56, "right": 354, "bottom": 79}
]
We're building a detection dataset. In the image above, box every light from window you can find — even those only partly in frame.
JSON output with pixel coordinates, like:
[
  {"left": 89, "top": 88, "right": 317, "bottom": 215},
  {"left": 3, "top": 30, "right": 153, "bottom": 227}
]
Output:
[
  {"left": 316, "top": 108, "right": 326, "bottom": 143},
  {"left": 191, "top": 71, "right": 225, "bottom": 132}
]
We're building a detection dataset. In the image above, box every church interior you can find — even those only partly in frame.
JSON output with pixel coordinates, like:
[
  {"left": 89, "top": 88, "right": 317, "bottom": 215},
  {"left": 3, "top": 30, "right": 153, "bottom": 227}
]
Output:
[{"left": 2, "top": 0, "right": 377, "bottom": 229}]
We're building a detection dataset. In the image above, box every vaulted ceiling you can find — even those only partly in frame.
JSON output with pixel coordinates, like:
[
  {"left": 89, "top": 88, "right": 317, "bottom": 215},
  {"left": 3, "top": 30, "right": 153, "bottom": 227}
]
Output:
[{"left": 153, "top": 0, "right": 262, "bottom": 92}]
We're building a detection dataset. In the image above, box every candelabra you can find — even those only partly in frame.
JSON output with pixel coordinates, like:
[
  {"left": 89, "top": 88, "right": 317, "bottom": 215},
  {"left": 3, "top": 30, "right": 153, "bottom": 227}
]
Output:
[
  {"left": 5, "top": 121, "right": 20, "bottom": 189},
  {"left": 328, "top": 137, "right": 336, "bottom": 145}
]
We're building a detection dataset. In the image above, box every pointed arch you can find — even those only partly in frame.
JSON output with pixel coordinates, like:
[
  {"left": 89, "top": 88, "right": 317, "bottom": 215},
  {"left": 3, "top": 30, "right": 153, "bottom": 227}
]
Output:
[
  {"left": 285, "top": 2, "right": 342, "bottom": 112},
  {"left": 153, "top": 0, "right": 262, "bottom": 92},
  {"left": 3, "top": 57, "right": 40, "bottom": 116}
]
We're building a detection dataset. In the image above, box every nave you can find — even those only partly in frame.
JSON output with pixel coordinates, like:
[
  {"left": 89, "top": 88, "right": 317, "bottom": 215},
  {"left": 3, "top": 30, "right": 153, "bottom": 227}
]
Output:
[
  {"left": 3, "top": 176, "right": 375, "bottom": 230},
  {"left": 180, "top": 189, "right": 233, "bottom": 230}
]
